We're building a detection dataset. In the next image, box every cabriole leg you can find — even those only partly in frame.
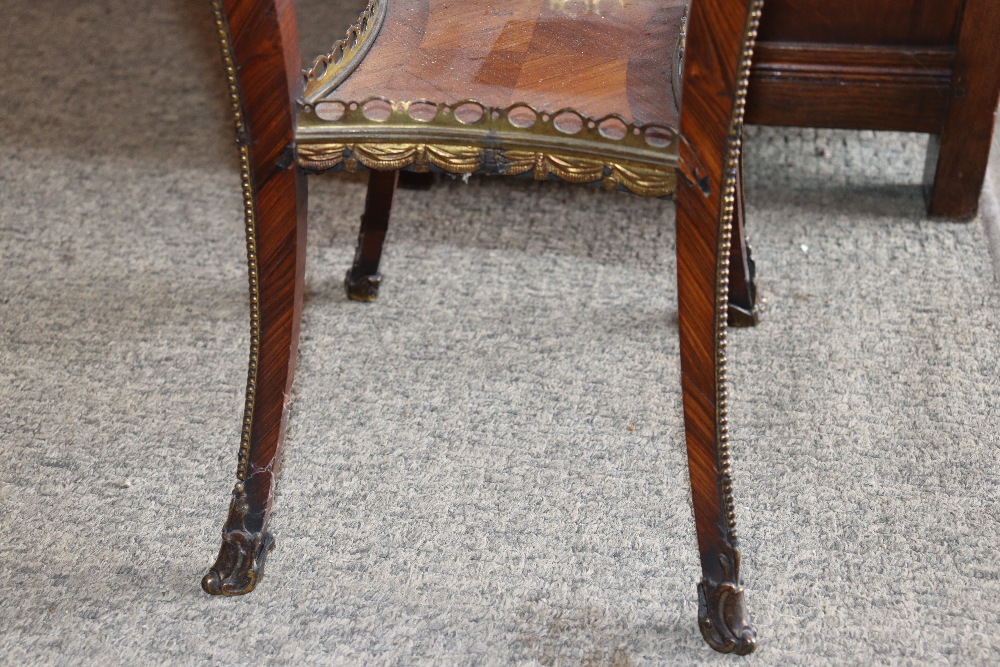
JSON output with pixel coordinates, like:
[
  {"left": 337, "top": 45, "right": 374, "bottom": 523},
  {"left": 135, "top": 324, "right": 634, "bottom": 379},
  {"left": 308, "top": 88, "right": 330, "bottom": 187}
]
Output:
[
  {"left": 203, "top": 0, "right": 307, "bottom": 596},
  {"left": 676, "top": 165, "right": 757, "bottom": 656},
  {"left": 676, "top": 0, "right": 762, "bottom": 654}
]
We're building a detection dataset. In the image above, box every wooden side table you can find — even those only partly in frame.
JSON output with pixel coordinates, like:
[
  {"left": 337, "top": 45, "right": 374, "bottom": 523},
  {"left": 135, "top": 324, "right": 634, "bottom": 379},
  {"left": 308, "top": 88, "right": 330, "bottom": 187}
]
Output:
[
  {"left": 746, "top": 0, "right": 1000, "bottom": 220},
  {"left": 203, "top": 0, "right": 765, "bottom": 655}
]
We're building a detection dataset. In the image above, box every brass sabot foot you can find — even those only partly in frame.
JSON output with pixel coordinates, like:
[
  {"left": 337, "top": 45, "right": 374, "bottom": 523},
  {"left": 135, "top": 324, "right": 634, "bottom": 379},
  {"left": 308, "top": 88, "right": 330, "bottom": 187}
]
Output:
[
  {"left": 728, "top": 290, "right": 765, "bottom": 328},
  {"left": 698, "top": 578, "right": 758, "bottom": 655},
  {"left": 345, "top": 270, "right": 382, "bottom": 302},
  {"left": 202, "top": 530, "right": 274, "bottom": 596},
  {"left": 727, "top": 302, "right": 762, "bottom": 328},
  {"left": 202, "top": 483, "right": 275, "bottom": 596}
]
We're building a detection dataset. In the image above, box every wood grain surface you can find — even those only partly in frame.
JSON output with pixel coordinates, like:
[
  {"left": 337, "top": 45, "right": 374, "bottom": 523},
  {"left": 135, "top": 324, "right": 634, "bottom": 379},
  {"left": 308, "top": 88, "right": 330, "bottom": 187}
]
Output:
[
  {"left": 676, "top": 0, "right": 759, "bottom": 654},
  {"left": 203, "top": 0, "right": 309, "bottom": 596},
  {"left": 747, "top": 43, "right": 953, "bottom": 133},
  {"left": 321, "top": 0, "right": 686, "bottom": 126},
  {"left": 757, "top": 0, "right": 963, "bottom": 45},
  {"left": 747, "top": 0, "right": 1000, "bottom": 220}
]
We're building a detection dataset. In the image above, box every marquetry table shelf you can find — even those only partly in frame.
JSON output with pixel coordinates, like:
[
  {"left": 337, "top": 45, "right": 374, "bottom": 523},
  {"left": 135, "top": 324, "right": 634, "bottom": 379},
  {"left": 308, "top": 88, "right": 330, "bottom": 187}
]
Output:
[{"left": 295, "top": 0, "right": 688, "bottom": 197}]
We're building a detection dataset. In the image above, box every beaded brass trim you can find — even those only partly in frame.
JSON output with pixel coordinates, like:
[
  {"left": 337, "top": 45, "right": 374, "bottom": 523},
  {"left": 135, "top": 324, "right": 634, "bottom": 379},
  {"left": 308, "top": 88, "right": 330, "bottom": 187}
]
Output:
[
  {"left": 211, "top": 0, "right": 259, "bottom": 483},
  {"left": 715, "top": 0, "right": 764, "bottom": 549},
  {"left": 297, "top": 99, "right": 676, "bottom": 197},
  {"left": 303, "top": 0, "right": 387, "bottom": 104}
]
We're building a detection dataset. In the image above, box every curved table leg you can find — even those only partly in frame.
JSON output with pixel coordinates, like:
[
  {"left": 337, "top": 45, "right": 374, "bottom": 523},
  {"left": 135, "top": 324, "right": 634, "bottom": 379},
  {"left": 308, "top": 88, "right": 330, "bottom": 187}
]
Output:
[
  {"left": 676, "top": 0, "right": 762, "bottom": 654},
  {"left": 203, "top": 0, "right": 307, "bottom": 596}
]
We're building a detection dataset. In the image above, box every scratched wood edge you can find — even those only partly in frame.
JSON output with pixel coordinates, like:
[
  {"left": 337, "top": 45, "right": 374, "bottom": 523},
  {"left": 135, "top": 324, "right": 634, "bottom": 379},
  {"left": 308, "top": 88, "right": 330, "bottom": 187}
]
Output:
[{"left": 202, "top": 0, "right": 309, "bottom": 596}]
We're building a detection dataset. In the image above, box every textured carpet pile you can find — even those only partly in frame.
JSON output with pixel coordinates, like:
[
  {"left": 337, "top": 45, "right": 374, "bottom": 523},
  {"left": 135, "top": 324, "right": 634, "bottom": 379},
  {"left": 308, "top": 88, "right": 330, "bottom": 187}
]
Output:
[{"left": 1, "top": 1, "right": 998, "bottom": 665}]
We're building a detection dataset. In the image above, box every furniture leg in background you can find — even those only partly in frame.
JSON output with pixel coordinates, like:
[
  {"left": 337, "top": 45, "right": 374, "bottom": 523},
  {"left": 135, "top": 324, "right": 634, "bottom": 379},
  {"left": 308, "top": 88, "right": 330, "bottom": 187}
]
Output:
[
  {"left": 344, "top": 170, "right": 398, "bottom": 302},
  {"left": 747, "top": 0, "right": 1000, "bottom": 220},
  {"left": 923, "top": 0, "right": 1000, "bottom": 219}
]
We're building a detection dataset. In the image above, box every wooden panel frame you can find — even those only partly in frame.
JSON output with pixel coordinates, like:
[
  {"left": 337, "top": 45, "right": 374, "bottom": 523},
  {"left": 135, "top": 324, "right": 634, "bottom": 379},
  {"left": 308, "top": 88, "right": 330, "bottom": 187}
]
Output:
[
  {"left": 746, "top": 43, "right": 953, "bottom": 133},
  {"left": 746, "top": 0, "right": 1000, "bottom": 220}
]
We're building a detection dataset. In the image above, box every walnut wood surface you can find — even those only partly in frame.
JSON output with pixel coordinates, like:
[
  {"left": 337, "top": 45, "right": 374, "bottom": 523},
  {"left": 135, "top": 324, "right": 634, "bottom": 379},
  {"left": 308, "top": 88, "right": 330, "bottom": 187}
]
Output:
[
  {"left": 746, "top": 44, "right": 953, "bottom": 133},
  {"left": 747, "top": 0, "right": 961, "bottom": 132},
  {"left": 322, "top": 0, "right": 686, "bottom": 127},
  {"left": 757, "top": 0, "right": 963, "bottom": 45}
]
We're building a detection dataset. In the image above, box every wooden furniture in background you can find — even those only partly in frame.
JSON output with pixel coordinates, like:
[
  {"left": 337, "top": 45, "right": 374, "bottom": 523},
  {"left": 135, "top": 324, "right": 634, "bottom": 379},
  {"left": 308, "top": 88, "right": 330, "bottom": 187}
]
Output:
[
  {"left": 746, "top": 0, "right": 1000, "bottom": 220},
  {"left": 203, "top": 0, "right": 763, "bottom": 655}
]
